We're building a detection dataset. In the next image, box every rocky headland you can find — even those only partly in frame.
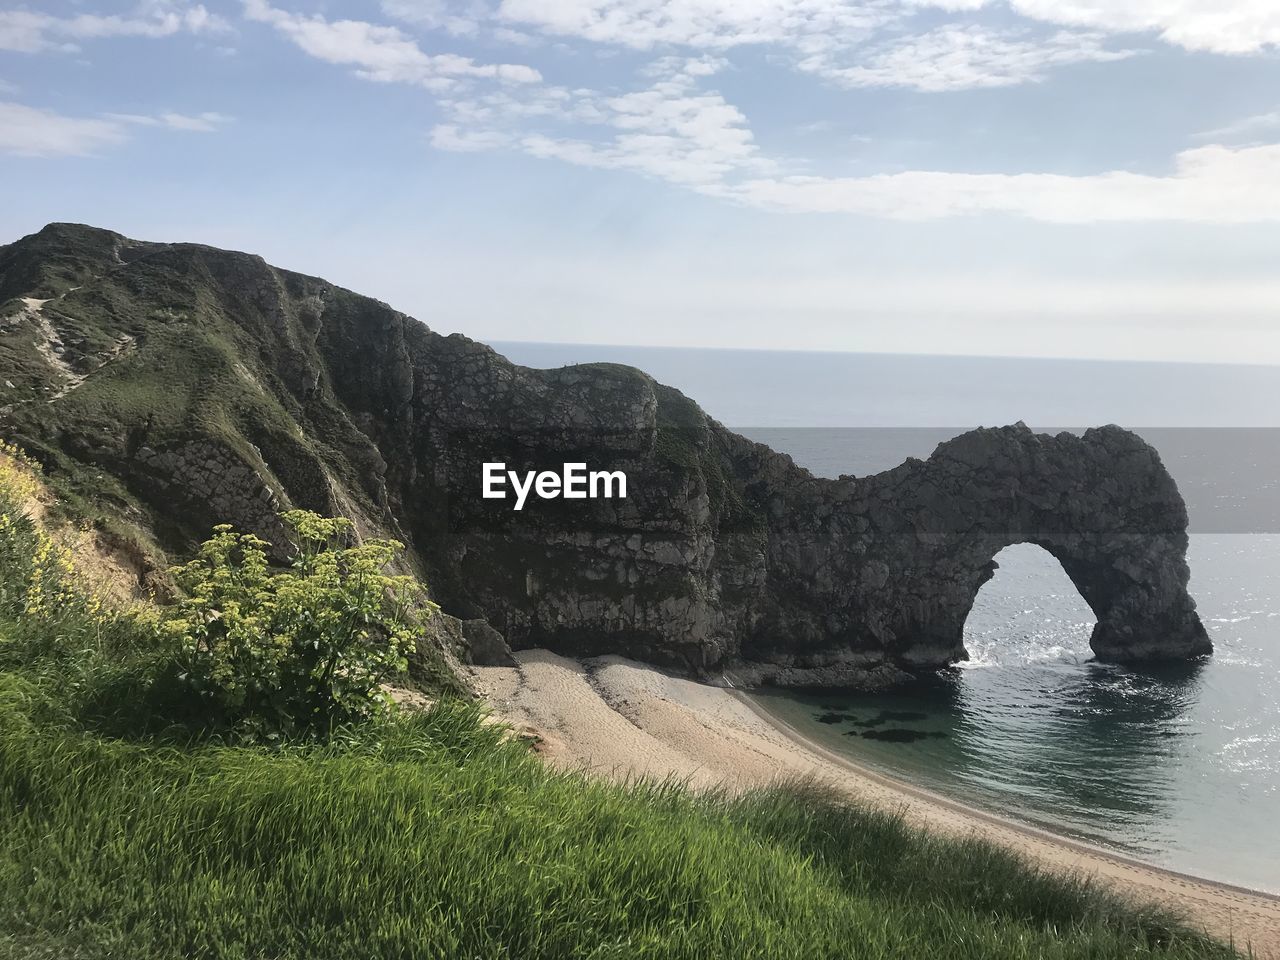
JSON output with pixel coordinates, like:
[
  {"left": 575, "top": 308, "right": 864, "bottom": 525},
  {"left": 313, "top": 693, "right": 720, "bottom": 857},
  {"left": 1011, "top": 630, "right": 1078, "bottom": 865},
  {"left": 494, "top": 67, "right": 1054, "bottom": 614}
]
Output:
[{"left": 0, "top": 223, "right": 1210, "bottom": 687}]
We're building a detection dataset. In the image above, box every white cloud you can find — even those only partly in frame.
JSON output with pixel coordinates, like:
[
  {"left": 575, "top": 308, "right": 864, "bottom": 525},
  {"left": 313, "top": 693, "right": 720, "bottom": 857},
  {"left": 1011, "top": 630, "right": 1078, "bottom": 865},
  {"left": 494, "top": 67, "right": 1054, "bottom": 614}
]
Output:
[
  {"left": 1195, "top": 110, "right": 1280, "bottom": 143},
  {"left": 440, "top": 84, "right": 607, "bottom": 126},
  {"left": 0, "top": 101, "right": 231, "bottom": 156},
  {"left": 592, "top": 83, "right": 763, "bottom": 182},
  {"left": 493, "top": 0, "right": 1280, "bottom": 57},
  {"left": 519, "top": 107, "right": 758, "bottom": 186},
  {"left": 1006, "top": 0, "right": 1280, "bottom": 54},
  {"left": 429, "top": 44, "right": 1280, "bottom": 225},
  {"left": 106, "top": 110, "right": 233, "bottom": 131},
  {"left": 721, "top": 143, "right": 1280, "bottom": 222},
  {"left": 491, "top": 0, "right": 1149, "bottom": 91},
  {"left": 0, "top": 1, "right": 226, "bottom": 54},
  {"left": 227, "top": 0, "right": 1280, "bottom": 225},
  {"left": 495, "top": 0, "right": 894, "bottom": 51},
  {"left": 379, "top": 0, "right": 489, "bottom": 36},
  {"left": 803, "top": 24, "right": 1136, "bottom": 91},
  {"left": 159, "top": 110, "right": 232, "bottom": 131},
  {"left": 243, "top": 0, "right": 540, "bottom": 90},
  {"left": 431, "top": 123, "right": 512, "bottom": 150},
  {"left": 491, "top": 25, "right": 541, "bottom": 45},
  {"left": 904, "top": 0, "right": 987, "bottom": 9},
  {"left": 0, "top": 101, "right": 128, "bottom": 156},
  {"left": 241, "top": 0, "right": 1280, "bottom": 131},
  {"left": 436, "top": 56, "right": 767, "bottom": 185},
  {"left": 641, "top": 53, "right": 728, "bottom": 78}
]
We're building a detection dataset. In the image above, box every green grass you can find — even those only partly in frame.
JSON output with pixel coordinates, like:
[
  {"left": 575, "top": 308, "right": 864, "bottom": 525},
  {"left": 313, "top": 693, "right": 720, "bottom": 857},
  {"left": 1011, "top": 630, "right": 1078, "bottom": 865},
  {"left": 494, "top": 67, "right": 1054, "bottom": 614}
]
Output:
[
  {"left": 0, "top": 689, "right": 1242, "bottom": 960},
  {"left": 0, "top": 484, "right": 1245, "bottom": 960}
]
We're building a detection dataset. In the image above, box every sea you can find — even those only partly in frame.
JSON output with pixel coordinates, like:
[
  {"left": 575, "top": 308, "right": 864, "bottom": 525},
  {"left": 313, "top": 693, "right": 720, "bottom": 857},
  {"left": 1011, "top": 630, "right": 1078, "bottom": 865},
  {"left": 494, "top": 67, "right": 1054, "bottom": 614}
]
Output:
[{"left": 494, "top": 342, "right": 1280, "bottom": 894}]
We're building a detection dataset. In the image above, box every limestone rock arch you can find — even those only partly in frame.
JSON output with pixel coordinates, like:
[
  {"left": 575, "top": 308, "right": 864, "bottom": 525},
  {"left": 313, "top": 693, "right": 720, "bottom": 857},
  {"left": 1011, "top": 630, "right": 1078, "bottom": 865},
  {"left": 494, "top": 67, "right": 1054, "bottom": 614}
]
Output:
[{"left": 829, "top": 423, "right": 1212, "bottom": 669}]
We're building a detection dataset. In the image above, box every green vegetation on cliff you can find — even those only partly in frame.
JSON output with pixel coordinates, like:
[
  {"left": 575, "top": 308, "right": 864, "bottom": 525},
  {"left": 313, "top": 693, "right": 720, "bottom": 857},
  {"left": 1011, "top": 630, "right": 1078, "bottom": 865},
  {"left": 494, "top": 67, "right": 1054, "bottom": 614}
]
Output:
[{"left": 0, "top": 447, "right": 1242, "bottom": 960}]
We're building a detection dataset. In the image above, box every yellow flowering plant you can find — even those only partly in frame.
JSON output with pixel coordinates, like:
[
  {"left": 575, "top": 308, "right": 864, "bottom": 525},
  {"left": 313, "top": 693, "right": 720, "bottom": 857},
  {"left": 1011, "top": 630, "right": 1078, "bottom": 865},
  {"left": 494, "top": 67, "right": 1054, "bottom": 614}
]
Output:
[
  {"left": 0, "top": 442, "right": 102, "bottom": 626},
  {"left": 0, "top": 440, "right": 41, "bottom": 505}
]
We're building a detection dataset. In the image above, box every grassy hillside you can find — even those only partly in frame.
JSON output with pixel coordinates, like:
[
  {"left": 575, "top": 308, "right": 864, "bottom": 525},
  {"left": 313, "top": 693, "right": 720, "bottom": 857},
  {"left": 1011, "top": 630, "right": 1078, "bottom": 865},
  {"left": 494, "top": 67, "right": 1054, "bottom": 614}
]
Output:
[
  {"left": 0, "top": 224, "right": 419, "bottom": 566},
  {"left": 0, "top": 447, "right": 1242, "bottom": 960}
]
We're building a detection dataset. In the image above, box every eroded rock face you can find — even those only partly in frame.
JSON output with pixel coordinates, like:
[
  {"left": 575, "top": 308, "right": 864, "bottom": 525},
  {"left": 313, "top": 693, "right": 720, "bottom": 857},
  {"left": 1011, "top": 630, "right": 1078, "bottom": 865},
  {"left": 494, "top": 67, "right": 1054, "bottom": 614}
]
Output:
[
  {"left": 726, "top": 424, "right": 1211, "bottom": 683},
  {"left": 0, "top": 224, "right": 1211, "bottom": 687}
]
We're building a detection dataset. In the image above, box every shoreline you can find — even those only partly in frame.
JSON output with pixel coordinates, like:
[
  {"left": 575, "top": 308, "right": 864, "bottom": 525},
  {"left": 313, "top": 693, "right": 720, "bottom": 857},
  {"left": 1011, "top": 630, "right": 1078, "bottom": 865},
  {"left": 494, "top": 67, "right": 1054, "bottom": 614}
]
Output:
[
  {"left": 473, "top": 649, "right": 1280, "bottom": 957},
  {"left": 735, "top": 687, "right": 1280, "bottom": 906}
]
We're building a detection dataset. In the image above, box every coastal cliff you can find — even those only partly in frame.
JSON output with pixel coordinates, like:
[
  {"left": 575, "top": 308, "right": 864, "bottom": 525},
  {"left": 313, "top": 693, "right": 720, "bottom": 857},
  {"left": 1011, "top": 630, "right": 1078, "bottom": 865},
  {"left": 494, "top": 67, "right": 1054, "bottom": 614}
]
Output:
[{"left": 0, "top": 224, "right": 1210, "bottom": 686}]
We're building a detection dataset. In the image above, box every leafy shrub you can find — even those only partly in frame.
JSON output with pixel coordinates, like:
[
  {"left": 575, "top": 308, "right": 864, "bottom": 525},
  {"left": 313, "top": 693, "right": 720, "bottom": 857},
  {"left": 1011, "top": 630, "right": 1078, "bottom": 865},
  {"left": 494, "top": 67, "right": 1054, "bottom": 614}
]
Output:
[
  {"left": 165, "top": 510, "right": 427, "bottom": 737},
  {"left": 2, "top": 449, "right": 431, "bottom": 738}
]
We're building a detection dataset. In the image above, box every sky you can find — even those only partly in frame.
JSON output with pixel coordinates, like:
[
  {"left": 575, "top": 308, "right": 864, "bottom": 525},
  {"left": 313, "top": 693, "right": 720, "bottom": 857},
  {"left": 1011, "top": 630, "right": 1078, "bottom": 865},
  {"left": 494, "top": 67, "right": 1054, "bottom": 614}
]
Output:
[{"left": 2, "top": 0, "right": 1280, "bottom": 364}]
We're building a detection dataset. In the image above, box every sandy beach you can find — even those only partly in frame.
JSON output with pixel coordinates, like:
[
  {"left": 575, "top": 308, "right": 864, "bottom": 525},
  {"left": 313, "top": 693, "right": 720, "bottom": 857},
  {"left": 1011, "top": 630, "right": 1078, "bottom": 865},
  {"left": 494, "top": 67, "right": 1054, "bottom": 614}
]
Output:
[{"left": 473, "top": 649, "right": 1280, "bottom": 959}]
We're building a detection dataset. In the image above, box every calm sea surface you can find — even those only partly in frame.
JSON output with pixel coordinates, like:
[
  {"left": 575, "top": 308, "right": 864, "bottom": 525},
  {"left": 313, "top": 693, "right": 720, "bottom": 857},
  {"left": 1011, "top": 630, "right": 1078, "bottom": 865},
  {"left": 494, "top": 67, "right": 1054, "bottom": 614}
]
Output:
[
  {"left": 744, "top": 428, "right": 1280, "bottom": 893},
  {"left": 495, "top": 343, "right": 1280, "bottom": 893}
]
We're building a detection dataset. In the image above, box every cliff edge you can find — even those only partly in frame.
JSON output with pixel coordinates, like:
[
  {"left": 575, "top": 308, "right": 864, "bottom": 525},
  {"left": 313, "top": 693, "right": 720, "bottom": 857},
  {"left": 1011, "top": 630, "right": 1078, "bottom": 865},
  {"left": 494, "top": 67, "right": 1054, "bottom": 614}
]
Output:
[{"left": 0, "top": 224, "right": 1210, "bottom": 686}]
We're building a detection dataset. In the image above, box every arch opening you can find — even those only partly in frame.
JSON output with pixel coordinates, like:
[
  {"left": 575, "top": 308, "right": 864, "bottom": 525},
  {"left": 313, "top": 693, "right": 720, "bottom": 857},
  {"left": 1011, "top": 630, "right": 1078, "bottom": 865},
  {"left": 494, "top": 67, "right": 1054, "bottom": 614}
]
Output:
[{"left": 962, "top": 543, "right": 1097, "bottom": 667}]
